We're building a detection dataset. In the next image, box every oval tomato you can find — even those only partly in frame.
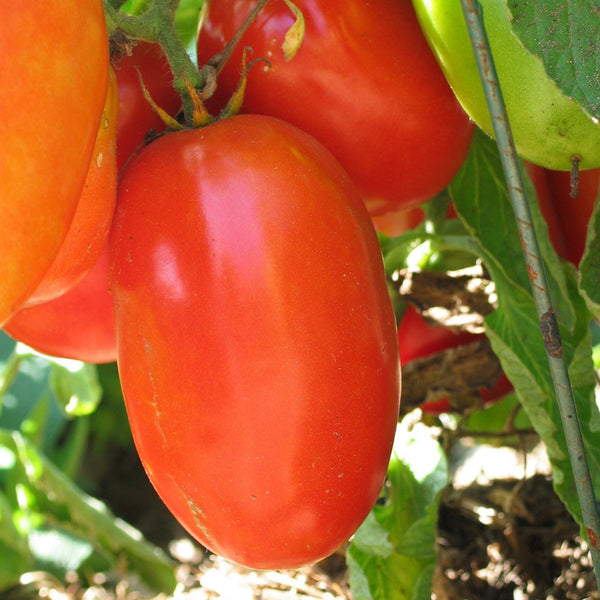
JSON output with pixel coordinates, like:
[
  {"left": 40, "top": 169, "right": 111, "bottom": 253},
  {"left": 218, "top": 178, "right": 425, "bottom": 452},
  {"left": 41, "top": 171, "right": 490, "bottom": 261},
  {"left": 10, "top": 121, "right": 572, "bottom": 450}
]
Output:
[
  {"left": 196, "top": 0, "right": 474, "bottom": 215},
  {"left": 0, "top": 2, "right": 109, "bottom": 326},
  {"left": 398, "top": 304, "right": 512, "bottom": 414},
  {"left": 113, "top": 41, "right": 182, "bottom": 171},
  {"left": 23, "top": 67, "right": 119, "bottom": 307},
  {"left": 110, "top": 114, "right": 400, "bottom": 569},
  {"left": 411, "top": 0, "right": 600, "bottom": 171},
  {"left": 4, "top": 247, "right": 116, "bottom": 364}
]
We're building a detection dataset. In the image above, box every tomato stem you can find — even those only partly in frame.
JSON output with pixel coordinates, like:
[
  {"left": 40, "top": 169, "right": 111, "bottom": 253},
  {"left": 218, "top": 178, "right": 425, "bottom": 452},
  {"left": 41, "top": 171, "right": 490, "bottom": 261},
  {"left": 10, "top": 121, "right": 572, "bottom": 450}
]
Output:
[
  {"left": 104, "top": 0, "right": 203, "bottom": 126},
  {"left": 461, "top": 0, "right": 600, "bottom": 585}
]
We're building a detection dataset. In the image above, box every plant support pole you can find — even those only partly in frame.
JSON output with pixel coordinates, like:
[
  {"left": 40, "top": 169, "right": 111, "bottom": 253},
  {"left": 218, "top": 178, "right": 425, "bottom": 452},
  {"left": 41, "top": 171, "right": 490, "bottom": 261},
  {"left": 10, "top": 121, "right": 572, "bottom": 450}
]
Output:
[{"left": 460, "top": 0, "right": 600, "bottom": 586}]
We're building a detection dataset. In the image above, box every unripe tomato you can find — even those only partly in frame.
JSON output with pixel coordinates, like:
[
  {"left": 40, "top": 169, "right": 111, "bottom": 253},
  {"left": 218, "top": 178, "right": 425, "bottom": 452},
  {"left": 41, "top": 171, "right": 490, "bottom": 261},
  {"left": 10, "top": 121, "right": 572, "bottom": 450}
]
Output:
[
  {"left": 23, "top": 67, "right": 119, "bottom": 307},
  {"left": 196, "top": 0, "right": 474, "bottom": 215},
  {"left": 0, "top": 2, "right": 109, "bottom": 326},
  {"left": 110, "top": 114, "right": 400, "bottom": 569},
  {"left": 113, "top": 42, "right": 181, "bottom": 171},
  {"left": 5, "top": 247, "right": 116, "bottom": 364},
  {"left": 411, "top": 0, "right": 600, "bottom": 171}
]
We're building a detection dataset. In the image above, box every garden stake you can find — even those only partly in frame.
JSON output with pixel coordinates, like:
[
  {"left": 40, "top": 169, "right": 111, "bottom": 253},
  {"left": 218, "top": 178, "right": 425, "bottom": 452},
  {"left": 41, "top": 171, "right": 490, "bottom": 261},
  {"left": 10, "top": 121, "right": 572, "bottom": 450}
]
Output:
[{"left": 460, "top": 0, "right": 600, "bottom": 587}]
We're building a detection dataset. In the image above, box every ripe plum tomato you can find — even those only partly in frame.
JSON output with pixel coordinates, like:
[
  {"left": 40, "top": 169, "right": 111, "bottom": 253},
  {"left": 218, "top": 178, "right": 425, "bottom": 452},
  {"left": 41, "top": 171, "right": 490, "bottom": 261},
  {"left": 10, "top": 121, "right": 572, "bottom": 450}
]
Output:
[
  {"left": 0, "top": 2, "right": 109, "bottom": 326},
  {"left": 23, "top": 67, "right": 119, "bottom": 307},
  {"left": 113, "top": 42, "right": 181, "bottom": 171},
  {"left": 110, "top": 114, "right": 400, "bottom": 569},
  {"left": 412, "top": 0, "right": 600, "bottom": 171},
  {"left": 526, "top": 163, "right": 600, "bottom": 265},
  {"left": 544, "top": 168, "right": 600, "bottom": 266},
  {"left": 196, "top": 0, "right": 474, "bottom": 215},
  {"left": 398, "top": 305, "right": 512, "bottom": 414},
  {"left": 4, "top": 247, "right": 116, "bottom": 364}
]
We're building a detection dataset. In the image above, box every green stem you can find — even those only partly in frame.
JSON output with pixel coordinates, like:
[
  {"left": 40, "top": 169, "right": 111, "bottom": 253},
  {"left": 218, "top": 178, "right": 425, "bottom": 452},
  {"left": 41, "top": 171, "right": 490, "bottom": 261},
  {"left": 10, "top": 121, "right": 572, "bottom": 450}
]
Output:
[
  {"left": 103, "top": 0, "right": 203, "bottom": 125},
  {"left": 460, "top": 0, "right": 600, "bottom": 586}
]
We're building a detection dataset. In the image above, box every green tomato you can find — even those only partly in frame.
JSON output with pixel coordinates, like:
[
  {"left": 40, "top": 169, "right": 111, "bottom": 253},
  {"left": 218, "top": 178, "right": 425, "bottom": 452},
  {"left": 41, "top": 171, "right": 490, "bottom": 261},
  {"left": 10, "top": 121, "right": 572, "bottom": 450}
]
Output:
[{"left": 411, "top": 0, "right": 600, "bottom": 171}]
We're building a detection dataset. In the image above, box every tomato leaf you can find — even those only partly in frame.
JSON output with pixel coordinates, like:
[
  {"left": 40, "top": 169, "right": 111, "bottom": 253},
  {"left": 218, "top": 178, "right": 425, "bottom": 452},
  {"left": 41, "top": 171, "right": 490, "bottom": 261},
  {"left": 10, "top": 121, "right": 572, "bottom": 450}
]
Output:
[
  {"left": 0, "top": 429, "right": 177, "bottom": 593},
  {"left": 579, "top": 190, "right": 600, "bottom": 319},
  {"left": 347, "top": 420, "right": 448, "bottom": 600},
  {"left": 450, "top": 130, "right": 599, "bottom": 531},
  {"left": 507, "top": 0, "right": 600, "bottom": 122},
  {"left": 47, "top": 360, "right": 102, "bottom": 419},
  {"left": 0, "top": 487, "right": 33, "bottom": 590}
]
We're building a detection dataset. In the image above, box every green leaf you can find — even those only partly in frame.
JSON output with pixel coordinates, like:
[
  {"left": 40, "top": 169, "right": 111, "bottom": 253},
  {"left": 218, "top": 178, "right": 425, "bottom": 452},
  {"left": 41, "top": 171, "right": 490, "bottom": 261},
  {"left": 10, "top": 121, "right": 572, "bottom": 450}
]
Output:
[
  {"left": 347, "top": 419, "right": 448, "bottom": 600},
  {"left": 175, "top": 0, "right": 205, "bottom": 56},
  {"left": 1, "top": 429, "right": 176, "bottom": 594},
  {"left": 450, "top": 130, "right": 600, "bottom": 530},
  {"left": 0, "top": 488, "right": 33, "bottom": 590},
  {"left": 47, "top": 359, "right": 102, "bottom": 418},
  {"left": 507, "top": 0, "right": 600, "bottom": 122},
  {"left": 579, "top": 190, "right": 600, "bottom": 319}
]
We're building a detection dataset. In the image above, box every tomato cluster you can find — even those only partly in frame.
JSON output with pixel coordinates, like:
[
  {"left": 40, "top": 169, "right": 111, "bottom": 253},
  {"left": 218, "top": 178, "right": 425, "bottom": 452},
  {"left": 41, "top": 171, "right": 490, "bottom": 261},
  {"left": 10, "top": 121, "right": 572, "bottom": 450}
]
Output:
[
  {"left": 4, "top": 41, "right": 180, "bottom": 364},
  {"left": 3, "top": 0, "right": 597, "bottom": 574}
]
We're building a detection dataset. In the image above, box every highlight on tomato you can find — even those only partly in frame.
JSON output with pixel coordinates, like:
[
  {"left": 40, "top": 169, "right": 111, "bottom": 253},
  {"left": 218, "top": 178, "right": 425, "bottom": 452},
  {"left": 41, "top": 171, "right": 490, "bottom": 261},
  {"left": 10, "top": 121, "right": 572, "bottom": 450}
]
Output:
[
  {"left": 196, "top": 0, "right": 474, "bottom": 215},
  {"left": 0, "top": 2, "right": 109, "bottom": 327},
  {"left": 110, "top": 114, "right": 400, "bottom": 569}
]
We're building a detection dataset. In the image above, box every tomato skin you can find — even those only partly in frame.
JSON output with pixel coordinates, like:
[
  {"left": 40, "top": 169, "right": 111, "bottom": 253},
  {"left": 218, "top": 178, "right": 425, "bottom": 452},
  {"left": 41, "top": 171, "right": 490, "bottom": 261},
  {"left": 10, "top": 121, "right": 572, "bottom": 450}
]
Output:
[
  {"left": 110, "top": 114, "right": 400, "bottom": 569},
  {"left": 113, "top": 42, "right": 181, "bottom": 171},
  {"left": 411, "top": 0, "right": 600, "bottom": 171},
  {"left": 196, "top": 0, "right": 474, "bottom": 215},
  {"left": 0, "top": 2, "right": 109, "bottom": 326},
  {"left": 544, "top": 168, "right": 600, "bottom": 266},
  {"left": 4, "top": 247, "right": 116, "bottom": 364},
  {"left": 23, "top": 67, "right": 119, "bottom": 307},
  {"left": 371, "top": 206, "right": 426, "bottom": 238},
  {"left": 526, "top": 163, "right": 600, "bottom": 265},
  {"left": 398, "top": 305, "right": 512, "bottom": 414},
  {"left": 524, "top": 162, "right": 569, "bottom": 260}
]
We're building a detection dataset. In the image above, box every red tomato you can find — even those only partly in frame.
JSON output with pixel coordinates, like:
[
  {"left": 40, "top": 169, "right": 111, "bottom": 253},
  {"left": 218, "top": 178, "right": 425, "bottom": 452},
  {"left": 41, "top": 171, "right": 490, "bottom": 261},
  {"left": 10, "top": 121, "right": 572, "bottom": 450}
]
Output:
[
  {"left": 196, "top": 0, "right": 474, "bottom": 215},
  {"left": 0, "top": 2, "right": 109, "bottom": 326},
  {"left": 398, "top": 305, "right": 512, "bottom": 414},
  {"left": 526, "top": 163, "right": 600, "bottom": 265},
  {"left": 110, "top": 114, "right": 400, "bottom": 569},
  {"left": 23, "top": 67, "right": 119, "bottom": 307},
  {"left": 525, "top": 162, "right": 569, "bottom": 260},
  {"left": 545, "top": 167, "right": 600, "bottom": 265},
  {"left": 113, "top": 41, "right": 182, "bottom": 171},
  {"left": 371, "top": 206, "right": 426, "bottom": 238},
  {"left": 4, "top": 247, "right": 116, "bottom": 364}
]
